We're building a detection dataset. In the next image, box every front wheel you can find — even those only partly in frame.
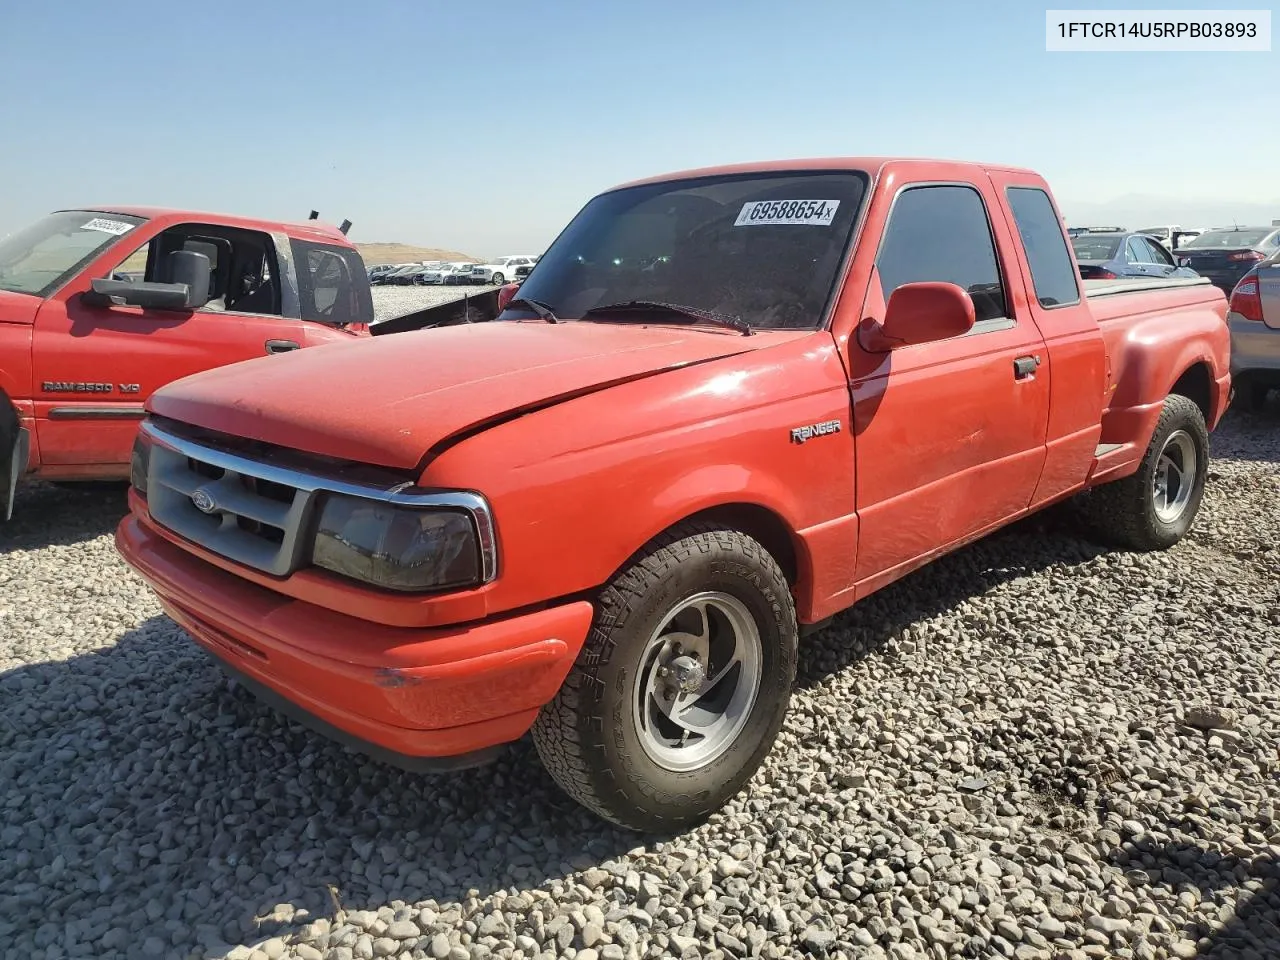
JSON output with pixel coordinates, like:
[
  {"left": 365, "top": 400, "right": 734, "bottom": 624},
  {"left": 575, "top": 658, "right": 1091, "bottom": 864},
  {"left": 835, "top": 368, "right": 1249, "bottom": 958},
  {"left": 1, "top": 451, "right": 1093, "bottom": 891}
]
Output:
[
  {"left": 1073, "top": 393, "right": 1209, "bottom": 551},
  {"left": 532, "top": 523, "right": 797, "bottom": 831},
  {"left": 490, "top": 273, "right": 505, "bottom": 285}
]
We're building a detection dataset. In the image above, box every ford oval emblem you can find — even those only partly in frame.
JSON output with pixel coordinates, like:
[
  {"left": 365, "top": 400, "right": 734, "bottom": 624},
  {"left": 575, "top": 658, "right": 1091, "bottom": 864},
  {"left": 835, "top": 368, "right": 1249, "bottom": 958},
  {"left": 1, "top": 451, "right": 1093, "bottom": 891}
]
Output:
[{"left": 191, "top": 487, "right": 218, "bottom": 514}]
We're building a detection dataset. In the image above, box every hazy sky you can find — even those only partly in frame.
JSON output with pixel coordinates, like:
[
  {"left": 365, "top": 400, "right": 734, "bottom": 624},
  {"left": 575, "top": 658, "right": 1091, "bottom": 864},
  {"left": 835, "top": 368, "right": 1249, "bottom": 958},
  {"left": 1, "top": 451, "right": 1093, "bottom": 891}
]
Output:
[{"left": 1, "top": 0, "right": 1276, "bottom": 256}]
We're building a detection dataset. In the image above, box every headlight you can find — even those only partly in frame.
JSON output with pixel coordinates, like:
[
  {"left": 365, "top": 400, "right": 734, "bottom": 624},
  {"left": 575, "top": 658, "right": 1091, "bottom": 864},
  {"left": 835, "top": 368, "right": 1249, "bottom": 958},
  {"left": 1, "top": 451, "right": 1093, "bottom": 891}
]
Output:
[
  {"left": 130, "top": 431, "right": 151, "bottom": 495},
  {"left": 312, "top": 494, "right": 482, "bottom": 592}
]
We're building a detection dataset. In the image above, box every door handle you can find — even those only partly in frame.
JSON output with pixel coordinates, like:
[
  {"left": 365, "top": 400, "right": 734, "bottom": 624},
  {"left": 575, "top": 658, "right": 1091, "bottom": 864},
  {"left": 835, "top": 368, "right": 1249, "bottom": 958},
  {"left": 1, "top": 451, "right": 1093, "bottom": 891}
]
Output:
[
  {"left": 1013, "top": 355, "right": 1041, "bottom": 379},
  {"left": 266, "top": 339, "right": 299, "bottom": 354}
]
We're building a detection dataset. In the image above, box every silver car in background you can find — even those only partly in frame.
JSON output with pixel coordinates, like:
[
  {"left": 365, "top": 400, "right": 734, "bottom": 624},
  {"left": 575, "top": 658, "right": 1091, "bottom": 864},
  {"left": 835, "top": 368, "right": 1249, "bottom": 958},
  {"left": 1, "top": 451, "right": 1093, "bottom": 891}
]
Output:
[{"left": 1227, "top": 248, "right": 1280, "bottom": 410}]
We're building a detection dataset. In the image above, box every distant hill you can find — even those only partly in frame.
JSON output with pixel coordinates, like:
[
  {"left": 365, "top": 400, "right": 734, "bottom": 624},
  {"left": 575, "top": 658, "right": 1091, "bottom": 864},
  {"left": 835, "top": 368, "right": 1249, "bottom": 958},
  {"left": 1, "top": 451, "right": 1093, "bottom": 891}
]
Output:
[{"left": 356, "top": 242, "right": 479, "bottom": 265}]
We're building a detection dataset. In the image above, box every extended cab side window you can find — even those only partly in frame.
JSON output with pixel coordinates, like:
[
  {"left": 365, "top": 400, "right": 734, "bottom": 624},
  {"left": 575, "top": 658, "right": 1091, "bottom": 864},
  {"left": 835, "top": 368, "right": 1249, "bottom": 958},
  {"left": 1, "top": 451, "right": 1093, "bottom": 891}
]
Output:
[
  {"left": 291, "top": 239, "right": 373, "bottom": 325},
  {"left": 1005, "top": 187, "right": 1081, "bottom": 308},
  {"left": 876, "top": 184, "right": 1008, "bottom": 324}
]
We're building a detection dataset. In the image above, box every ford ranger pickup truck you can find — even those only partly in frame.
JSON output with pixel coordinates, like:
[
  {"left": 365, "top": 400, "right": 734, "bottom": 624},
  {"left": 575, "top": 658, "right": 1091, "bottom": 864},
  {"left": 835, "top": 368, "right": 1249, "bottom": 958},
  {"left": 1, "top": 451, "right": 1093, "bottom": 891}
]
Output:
[
  {"left": 115, "top": 158, "right": 1231, "bottom": 831},
  {"left": 0, "top": 207, "right": 375, "bottom": 521}
]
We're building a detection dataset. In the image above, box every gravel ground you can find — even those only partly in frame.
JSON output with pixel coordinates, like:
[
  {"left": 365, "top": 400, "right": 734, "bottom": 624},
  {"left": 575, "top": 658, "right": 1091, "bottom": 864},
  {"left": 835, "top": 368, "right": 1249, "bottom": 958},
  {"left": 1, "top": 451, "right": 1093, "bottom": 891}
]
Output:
[
  {"left": 371, "top": 285, "right": 501, "bottom": 323},
  {"left": 1, "top": 403, "right": 1278, "bottom": 960}
]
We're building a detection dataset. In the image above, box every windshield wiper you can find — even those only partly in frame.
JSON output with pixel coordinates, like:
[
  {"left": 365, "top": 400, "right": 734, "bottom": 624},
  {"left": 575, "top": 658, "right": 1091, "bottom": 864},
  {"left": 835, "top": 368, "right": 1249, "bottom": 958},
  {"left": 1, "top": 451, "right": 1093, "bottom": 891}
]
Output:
[
  {"left": 580, "top": 300, "right": 752, "bottom": 336},
  {"left": 503, "top": 297, "right": 559, "bottom": 323}
]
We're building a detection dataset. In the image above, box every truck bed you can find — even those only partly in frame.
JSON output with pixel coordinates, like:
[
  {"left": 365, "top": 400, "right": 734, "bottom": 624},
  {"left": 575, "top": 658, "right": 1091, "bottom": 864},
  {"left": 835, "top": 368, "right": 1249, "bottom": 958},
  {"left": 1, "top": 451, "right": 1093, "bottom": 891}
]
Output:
[{"left": 1083, "top": 276, "right": 1213, "bottom": 297}]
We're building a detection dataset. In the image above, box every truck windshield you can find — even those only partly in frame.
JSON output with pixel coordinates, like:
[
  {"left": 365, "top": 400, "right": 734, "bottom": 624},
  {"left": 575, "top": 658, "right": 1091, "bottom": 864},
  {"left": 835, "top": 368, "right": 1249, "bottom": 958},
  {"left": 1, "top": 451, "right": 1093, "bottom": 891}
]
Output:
[
  {"left": 0, "top": 210, "right": 145, "bottom": 297},
  {"left": 505, "top": 170, "right": 869, "bottom": 330}
]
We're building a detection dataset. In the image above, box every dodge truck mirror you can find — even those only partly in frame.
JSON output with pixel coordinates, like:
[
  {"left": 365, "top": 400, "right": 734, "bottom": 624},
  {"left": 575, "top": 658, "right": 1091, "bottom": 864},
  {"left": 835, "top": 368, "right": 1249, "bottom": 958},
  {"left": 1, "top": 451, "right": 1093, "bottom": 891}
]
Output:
[
  {"left": 81, "top": 250, "right": 212, "bottom": 312},
  {"left": 167, "top": 250, "right": 211, "bottom": 308},
  {"left": 861, "top": 281, "right": 976, "bottom": 352},
  {"left": 83, "top": 278, "right": 192, "bottom": 311}
]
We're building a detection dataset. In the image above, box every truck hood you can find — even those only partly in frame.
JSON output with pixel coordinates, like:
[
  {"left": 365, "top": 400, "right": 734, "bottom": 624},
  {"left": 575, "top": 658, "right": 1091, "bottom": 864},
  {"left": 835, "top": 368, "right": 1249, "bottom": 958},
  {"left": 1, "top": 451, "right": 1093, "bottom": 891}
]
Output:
[
  {"left": 148, "top": 320, "right": 784, "bottom": 470},
  {"left": 0, "top": 289, "right": 42, "bottom": 325}
]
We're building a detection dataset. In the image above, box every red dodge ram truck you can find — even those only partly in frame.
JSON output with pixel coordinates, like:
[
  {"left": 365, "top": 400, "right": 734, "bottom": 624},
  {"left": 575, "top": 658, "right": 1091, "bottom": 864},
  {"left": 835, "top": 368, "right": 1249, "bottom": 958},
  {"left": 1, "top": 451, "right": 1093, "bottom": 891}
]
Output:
[
  {"left": 0, "top": 207, "right": 373, "bottom": 520},
  {"left": 115, "top": 158, "right": 1231, "bottom": 830}
]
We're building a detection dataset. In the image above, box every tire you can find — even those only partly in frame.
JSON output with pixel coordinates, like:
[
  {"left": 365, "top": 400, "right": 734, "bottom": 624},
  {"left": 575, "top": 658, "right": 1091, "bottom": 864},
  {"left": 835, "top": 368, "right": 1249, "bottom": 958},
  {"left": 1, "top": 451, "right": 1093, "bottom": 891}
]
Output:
[
  {"left": 1074, "top": 393, "right": 1209, "bottom": 551},
  {"left": 491, "top": 273, "right": 505, "bottom": 286},
  {"left": 532, "top": 522, "right": 797, "bottom": 831}
]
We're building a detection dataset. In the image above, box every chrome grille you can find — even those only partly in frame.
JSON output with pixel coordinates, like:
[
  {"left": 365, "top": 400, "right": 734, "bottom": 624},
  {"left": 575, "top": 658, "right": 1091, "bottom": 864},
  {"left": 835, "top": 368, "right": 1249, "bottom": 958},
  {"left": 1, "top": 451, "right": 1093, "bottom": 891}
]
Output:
[
  {"left": 147, "top": 435, "right": 317, "bottom": 576},
  {"left": 140, "top": 421, "right": 500, "bottom": 582}
]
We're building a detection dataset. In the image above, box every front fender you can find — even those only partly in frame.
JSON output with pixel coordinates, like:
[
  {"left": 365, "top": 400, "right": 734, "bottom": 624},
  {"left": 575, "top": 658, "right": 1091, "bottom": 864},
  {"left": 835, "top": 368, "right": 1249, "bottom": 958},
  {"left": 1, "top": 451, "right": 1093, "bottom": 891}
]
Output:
[{"left": 422, "top": 333, "right": 858, "bottom": 624}]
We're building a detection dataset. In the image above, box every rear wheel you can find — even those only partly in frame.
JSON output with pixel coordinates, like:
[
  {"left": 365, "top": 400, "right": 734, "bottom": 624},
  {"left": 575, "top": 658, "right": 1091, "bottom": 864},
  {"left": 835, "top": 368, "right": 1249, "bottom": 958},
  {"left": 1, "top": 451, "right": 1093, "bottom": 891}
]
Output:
[
  {"left": 532, "top": 523, "right": 797, "bottom": 831},
  {"left": 1074, "top": 394, "right": 1209, "bottom": 551}
]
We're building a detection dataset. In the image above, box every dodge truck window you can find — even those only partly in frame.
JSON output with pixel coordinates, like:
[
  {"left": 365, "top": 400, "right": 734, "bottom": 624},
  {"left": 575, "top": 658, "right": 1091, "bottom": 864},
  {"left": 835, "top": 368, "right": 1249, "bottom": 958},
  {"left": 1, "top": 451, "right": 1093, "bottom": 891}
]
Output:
[
  {"left": 505, "top": 171, "right": 868, "bottom": 330},
  {"left": 0, "top": 210, "right": 145, "bottom": 297},
  {"left": 876, "top": 184, "right": 1008, "bottom": 324},
  {"left": 1006, "top": 186, "right": 1081, "bottom": 307}
]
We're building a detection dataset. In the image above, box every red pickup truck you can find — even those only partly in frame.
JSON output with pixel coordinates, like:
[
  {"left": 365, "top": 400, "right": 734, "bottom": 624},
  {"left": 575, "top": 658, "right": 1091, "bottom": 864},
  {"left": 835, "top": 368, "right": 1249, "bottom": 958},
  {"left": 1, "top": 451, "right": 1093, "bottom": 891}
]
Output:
[
  {"left": 115, "top": 158, "right": 1231, "bottom": 831},
  {"left": 0, "top": 207, "right": 374, "bottom": 520}
]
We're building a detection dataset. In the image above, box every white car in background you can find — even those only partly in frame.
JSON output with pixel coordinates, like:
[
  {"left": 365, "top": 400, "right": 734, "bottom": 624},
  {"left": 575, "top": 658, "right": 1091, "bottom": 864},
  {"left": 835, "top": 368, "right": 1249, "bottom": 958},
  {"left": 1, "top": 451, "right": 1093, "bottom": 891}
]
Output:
[
  {"left": 469, "top": 255, "right": 537, "bottom": 286},
  {"left": 418, "top": 262, "right": 474, "bottom": 285}
]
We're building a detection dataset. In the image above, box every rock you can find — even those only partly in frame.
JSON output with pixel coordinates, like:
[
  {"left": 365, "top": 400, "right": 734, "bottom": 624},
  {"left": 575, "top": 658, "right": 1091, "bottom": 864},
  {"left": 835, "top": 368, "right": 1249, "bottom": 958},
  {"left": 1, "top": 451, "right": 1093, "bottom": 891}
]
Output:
[
  {"left": 1183, "top": 705, "right": 1238, "bottom": 731},
  {"left": 802, "top": 926, "right": 836, "bottom": 952},
  {"left": 387, "top": 919, "right": 421, "bottom": 939},
  {"left": 1085, "top": 915, "right": 1129, "bottom": 936},
  {"left": 581, "top": 922, "right": 606, "bottom": 948},
  {"left": 1039, "top": 916, "right": 1066, "bottom": 938},
  {"left": 669, "top": 932, "right": 701, "bottom": 955},
  {"left": 430, "top": 934, "right": 452, "bottom": 959}
]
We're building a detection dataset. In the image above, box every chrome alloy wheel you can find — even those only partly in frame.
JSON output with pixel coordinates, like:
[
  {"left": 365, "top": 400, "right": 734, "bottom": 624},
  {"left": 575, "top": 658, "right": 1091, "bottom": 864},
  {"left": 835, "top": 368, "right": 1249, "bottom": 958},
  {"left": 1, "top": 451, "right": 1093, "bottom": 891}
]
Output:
[
  {"left": 1152, "top": 429, "right": 1197, "bottom": 523},
  {"left": 632, "top": 591, "right": 763, "bottom": 772}
]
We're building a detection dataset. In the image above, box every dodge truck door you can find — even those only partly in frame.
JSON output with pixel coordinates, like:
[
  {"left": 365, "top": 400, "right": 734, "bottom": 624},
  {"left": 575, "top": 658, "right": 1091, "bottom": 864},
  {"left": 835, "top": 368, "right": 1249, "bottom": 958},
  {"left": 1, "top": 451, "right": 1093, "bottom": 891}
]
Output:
[
  {"left": 31, "top": 221, "right": 303, "bottom": 469},
  {"left": 848, "top": 180, "right": 1050, "bottom": 587}
]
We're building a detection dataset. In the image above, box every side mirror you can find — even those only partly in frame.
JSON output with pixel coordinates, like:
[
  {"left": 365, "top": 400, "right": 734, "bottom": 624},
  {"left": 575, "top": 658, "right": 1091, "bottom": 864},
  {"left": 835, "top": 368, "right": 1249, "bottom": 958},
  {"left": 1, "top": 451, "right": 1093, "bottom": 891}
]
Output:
[
  {"left": 861, "top": 281, "right": 975, "bottom": 352},
  {"left": 167, "top": 250, "right": 211, "bottom": 308},
  {"left": 81, "top": 250, "right": 211, "bottom": 311},
  {"left": 496, "top": 281, "right": 521, "bottom": 312}
]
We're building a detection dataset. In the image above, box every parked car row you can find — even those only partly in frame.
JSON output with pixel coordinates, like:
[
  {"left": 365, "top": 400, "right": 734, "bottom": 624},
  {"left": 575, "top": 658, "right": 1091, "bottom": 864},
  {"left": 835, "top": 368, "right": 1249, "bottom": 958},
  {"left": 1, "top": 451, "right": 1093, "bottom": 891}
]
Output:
[
  {"left": 1068, "top": 224, "right": 1204, "bottom": 250},
  {"left": 368, "top": 254, "right": 542, "bottom": 288},
  {"left": 369, "top": 261, "right": 474, "bottom": 286},
  {"left": 1068, "top": 225, "right": 1280, "bottom": 293}
]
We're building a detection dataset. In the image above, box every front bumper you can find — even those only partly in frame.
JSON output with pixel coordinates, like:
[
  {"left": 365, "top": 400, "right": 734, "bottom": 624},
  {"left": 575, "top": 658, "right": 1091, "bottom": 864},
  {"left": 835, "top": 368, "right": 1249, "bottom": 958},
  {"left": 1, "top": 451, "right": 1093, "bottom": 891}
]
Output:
[{"left": 115, "top": 511, "right": 595, "bottom": 768}]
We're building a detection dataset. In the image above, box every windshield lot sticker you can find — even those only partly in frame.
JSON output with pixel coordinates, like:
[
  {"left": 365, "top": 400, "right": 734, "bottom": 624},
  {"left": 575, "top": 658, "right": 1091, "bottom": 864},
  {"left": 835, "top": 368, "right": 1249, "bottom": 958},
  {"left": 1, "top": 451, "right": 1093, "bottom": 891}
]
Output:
[
  {"left": 80, "top": 218, "right": 135, "bottom": 236},
  {"left": 735, "top": 200, "right": 840, "bottom": 227}
]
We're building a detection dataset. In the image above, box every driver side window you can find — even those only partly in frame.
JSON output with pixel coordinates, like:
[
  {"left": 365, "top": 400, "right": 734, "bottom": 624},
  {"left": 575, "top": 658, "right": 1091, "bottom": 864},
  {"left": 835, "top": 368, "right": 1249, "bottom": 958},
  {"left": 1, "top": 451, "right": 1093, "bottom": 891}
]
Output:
[{"left": 112, "top": 224, "right": 283, "bottom": 316}]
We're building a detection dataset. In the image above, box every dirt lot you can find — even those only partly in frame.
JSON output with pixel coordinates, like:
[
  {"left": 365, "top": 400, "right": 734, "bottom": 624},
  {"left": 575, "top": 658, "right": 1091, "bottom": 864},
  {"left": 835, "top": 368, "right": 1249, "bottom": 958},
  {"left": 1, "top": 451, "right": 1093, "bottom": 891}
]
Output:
[{"left": 1, "top": 403, "right": 1277, "bottom": 960}]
